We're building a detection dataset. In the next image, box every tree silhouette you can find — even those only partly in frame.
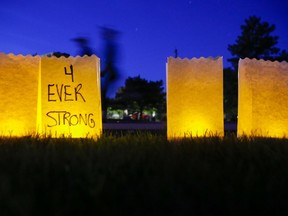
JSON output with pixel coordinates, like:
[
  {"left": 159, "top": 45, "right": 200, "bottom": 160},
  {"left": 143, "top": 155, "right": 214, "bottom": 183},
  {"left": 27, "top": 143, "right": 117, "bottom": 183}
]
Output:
[
  {"left": 228, "top": 16, "right": 280, "bottom": 70},
  {"left": 224, "top": 67, "right": 238, "bottom": 121},
  {"left": 115, "top": 75, "right": 165, "bottom": 120},
  {"left": 225, "top": 16, "right": 288, "bottom": 121},
  {"left": 274, "top": 50, "right": 288, "bottom": 62}
]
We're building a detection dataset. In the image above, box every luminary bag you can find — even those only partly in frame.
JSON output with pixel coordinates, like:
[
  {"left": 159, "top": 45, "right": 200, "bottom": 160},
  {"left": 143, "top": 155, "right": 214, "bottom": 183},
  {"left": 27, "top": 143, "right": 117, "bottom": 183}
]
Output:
[{"left": 166, "top": 57, "right": 223, "bottom": 139}]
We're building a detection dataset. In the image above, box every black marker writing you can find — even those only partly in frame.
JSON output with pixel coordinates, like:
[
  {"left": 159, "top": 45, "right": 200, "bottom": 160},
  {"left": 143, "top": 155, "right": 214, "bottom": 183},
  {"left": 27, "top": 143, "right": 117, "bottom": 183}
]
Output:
[
  {"left": 64, "top": 65, "right": 74, "bottom": 82},
  {"left": 46, "top": 111, "right": 95, "bottom": 128},
  {"left": 48, "top": 84, "right": 85, "bottom": 102}
]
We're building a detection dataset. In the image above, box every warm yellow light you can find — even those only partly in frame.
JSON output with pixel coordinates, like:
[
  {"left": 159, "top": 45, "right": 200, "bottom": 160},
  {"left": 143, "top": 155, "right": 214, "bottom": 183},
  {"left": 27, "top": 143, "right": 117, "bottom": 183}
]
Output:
[
  {"left": 0, "top": 53, "right": 102, "bottom": 138},
  {"left": 238, "top": 58, "right": 288, "bottom": 137},
  {"left": 39, "top": 55, "right": 102, "bottom": 138},
  {"left": 166, "top": 57, "right": 224, "bottom": 139},
  {"left": 0, "top": 53, "right": 40, "bottom": 136}
]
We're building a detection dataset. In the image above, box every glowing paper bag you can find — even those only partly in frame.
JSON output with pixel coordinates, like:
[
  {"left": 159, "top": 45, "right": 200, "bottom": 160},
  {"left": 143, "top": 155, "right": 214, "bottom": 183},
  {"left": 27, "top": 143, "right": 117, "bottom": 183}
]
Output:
[
  {"left": 0, "top": 53, "right": 40, "bottom": 136},
  {"left": 166, "top": 57, "right": 224, "bottom": 138},
  {"left": 238, "top": 58, "right": 288, "bottom": 137},
  {"left": 39, "top": 55, "right": 102, "bottom": 138}
]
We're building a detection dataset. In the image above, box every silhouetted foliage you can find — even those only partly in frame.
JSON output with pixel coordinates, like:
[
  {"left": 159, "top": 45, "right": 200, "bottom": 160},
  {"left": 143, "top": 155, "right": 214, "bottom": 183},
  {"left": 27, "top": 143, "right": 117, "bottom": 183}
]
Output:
[
  {"left": 225, "top": 16, "right": 288, "bottom": 121},
  {"left": 273, "top": 49, "right": 288, "bottom": 62},
  {"left": 224, "top": 67, "right": 238, "bottom": 121},
  {"left": 115, "top": 76, "right": 165, "bottom": 120},
  {"left": 228, "top": 16, "right": 280, "bottom": 70}
]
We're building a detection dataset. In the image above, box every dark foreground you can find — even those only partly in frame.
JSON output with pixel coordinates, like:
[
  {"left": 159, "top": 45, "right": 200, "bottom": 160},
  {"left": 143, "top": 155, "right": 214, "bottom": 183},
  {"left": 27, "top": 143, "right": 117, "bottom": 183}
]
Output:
[{"left": 0, "top": 134, "right": 288, "bottom": 216}]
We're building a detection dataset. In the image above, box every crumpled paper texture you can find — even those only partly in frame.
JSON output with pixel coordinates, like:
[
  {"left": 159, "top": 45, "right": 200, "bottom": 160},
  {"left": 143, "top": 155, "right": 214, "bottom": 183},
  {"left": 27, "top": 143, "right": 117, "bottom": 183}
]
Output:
[
  {"left": 167, "top": 57, "right": 223, "bottom": 138},
  {"left": 0, "top": 53, "right": 40, "bottom": 136},
  {"left": 40, "top": 55, "right": 102, "bottom": 138},
  {"left": 238, "top": 58, "right": 288, "bottom": 137}
]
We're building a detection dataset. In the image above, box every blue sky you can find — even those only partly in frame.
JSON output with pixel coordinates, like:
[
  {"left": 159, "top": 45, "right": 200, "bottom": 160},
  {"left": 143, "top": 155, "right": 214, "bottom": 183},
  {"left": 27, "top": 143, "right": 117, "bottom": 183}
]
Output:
[{"left": 1, "top": 0, "right": 287, "bottom": 95}]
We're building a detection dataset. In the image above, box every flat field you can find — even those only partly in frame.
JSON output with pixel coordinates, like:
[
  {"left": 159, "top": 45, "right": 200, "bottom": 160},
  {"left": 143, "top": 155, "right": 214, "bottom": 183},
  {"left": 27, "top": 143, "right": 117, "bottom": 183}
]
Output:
[{"left": 0, "top": 134, "right": 287, "bottom": 216}]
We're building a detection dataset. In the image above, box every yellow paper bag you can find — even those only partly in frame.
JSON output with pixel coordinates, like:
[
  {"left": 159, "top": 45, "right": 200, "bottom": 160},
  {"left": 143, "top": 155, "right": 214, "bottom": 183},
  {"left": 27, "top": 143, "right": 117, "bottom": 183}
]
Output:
[
  {"left": 166, "top": 57, "right": 224, "bottom": 138},
  {"left": 238, "top": 58, "right": 288, "bottom": 137},
  {"left": 39, "top": 55, "right": 102, "bottom": 138},
  {"left": 0, "top": 53, "right": 40, "bottom": 136}
]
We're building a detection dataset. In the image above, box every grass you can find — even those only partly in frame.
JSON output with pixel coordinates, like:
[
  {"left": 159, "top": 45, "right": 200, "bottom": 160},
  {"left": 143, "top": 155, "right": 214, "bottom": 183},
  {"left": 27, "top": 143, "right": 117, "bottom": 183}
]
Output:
[{"left": 0, "top": 134, "right": 288, "bottom": 215}]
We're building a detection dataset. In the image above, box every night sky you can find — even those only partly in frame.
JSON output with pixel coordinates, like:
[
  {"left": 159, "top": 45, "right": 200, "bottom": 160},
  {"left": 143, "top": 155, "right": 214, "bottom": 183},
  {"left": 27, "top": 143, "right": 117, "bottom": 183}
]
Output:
[{"left": 1, "top": 0, "right": 287, "bottom": 95}]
